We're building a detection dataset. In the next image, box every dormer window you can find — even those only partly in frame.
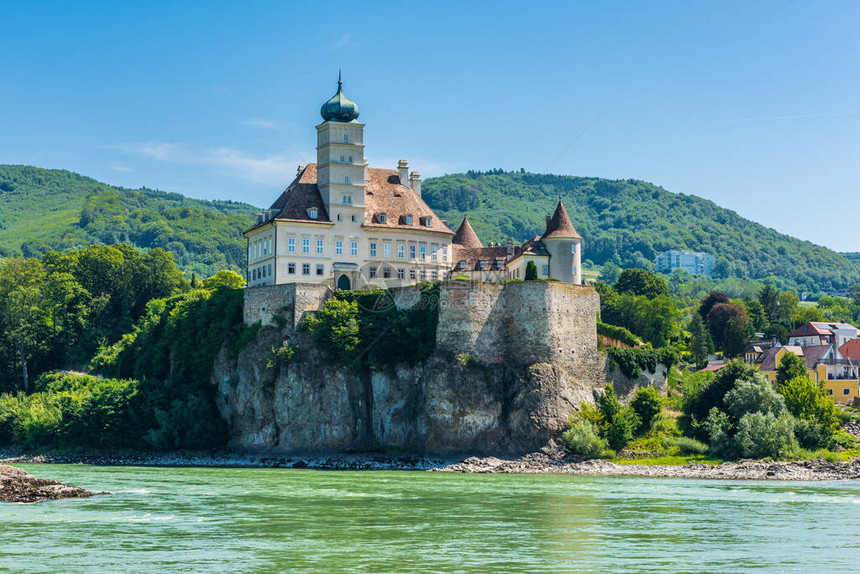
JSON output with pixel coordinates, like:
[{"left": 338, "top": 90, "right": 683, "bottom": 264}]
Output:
[
  {"left": 378, "top": 213, "right": 387, "bottom": 224},
  {"left": 495, "top": 260, "right": 504, "bottom": 269},
  {"left": 308, "top": 208, "right": 318, "bottom": 220},
  {"left": 458, "top": 261, "right": 465, "bottom": 270},
  {"left": 423, "top": 216, "right": 433, "bottom": 227},
  {"left": 479, "top": 260, "right": 487, "bottom": 269},
  {"left": 405, "top": 215, "right": 413, "bottom": 225}
]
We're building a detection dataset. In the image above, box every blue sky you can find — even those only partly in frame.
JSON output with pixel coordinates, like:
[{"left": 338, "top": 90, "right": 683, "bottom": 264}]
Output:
[{"left": 2, "top": 1, "right": 859, "bottom": 250}]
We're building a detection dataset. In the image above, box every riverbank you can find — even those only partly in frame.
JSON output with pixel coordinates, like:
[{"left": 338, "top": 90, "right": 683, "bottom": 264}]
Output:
[
  {"left": 3, "top": 446, "right": 860, "bottom": 481},
  {"left": 0, "top": 464, "right": 93, "bottom": 503}
]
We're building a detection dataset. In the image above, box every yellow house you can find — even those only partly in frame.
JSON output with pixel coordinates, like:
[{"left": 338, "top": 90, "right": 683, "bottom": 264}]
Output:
[{"left": 757, "top": 344, "right": 859, "bottom": 405}]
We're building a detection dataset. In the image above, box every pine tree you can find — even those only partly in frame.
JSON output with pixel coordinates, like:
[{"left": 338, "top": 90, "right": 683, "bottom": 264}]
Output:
[
  {"left": 525, "top": 261, "right": 538, "bottom": 280},
  {"left": 689, "top": 313, "right": 713, "bottom": 369}
]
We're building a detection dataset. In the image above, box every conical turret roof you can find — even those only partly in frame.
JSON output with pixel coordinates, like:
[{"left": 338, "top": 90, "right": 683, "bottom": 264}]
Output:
[
  {"left": 452, "top": 215, "right": 483, "bottom": 248},
  {"left": 542, "top": 201, "right": 581, "bottom": 240}
]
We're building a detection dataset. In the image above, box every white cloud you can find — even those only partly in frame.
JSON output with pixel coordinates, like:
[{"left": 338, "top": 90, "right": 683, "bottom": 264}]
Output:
[
  {"left": 107, "top": 163, "right": 134, "bottom": 172},
  {"left": 240, "top": 117, "right": 277, "bottom": 129},
  {"left": 335, "top": 33, "right": 352, "bottom": 49}
]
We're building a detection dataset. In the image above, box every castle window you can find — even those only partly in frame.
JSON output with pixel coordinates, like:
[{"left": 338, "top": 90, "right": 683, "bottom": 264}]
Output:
[
  {"left": 351, "top": 241, "right": 358, "bottom": 256},
  {"left": 340, "top": 155, "right": 345, "bottom": 163},
  {"left": 424, "top": 216, "right": 433, "bottom": 227},
  {"left": 342, "top": 195, "right": 351, "bottom": 204},
  {"left": 420, "top": 245, "right": 426, "bottom": 260},
  {"left": 309, "top": 208, "right": 318, "bottom": 219},
  {"left": 302, "top": 263, "right": 310, "bottom": 275},
  {"left": 369, "top": 267, "right": 377, "bottom": 279},
  {"left": 443, "top": 248, "right": 448, "bottom": 263},
  {"left": 431, "top": 271, "right": 438, "bottom": 281},
  {"left": 431, "top": 247, "right": 438, "bottom": 261},
  {"left": 288, "top": 238, "right": 295, "bottom": 253},
  {"left": 383, "top": 243, "right": 391, "bottom": 258},
  {"left": 542, "top": 265, "right": 549, "bottom": 276},
  {"left": 378, "top": 213, "right": 387, "bottom": 224},
  {"left": 351, "top": 215, "right": 356, "bottom": 223},
  {"left": 344, "top": 176, "right": 350, "bottom": 184},
  {"left": 348, "top": 156, "right": 353, "bottom": 164},
  {"left": 405, "top": 215, "right": 413, "bottom": 225},
  {"left": 479, "top": 260, "right": 487, "bottom": 270},
  {"left": 336, "top": 240, "right": 343, "bottom": 255},
  {"left": 397, "top": 268, "right": 405, "bottom": 279},
  {"left": 344, "top": 134, "right": 349, "bottom": 142},
  {"left": 288, "top": 263, "right": 296, "bottom": 274},
  {"left": 458, "top": 261, "right": 465, "bottom": 270},
  {"left": 317, "top": 264, "right": 324, "bottom": 276},
  {"left": 397, "top": 244, "right": 405, "bottom": 258},
  {"left": 370, "top": 242, "right": 377, "bottom": 257},
  {"left": 337, "top": 214, "right": 342, "bottom": 222},
  {"left": 409, "top": 269, "right": 416, "bottom": 280},
  {"left": 302, "top": 239, "right": 310, "bottom": 254},
  {"left": 409, "top": 244, "right": 416, "bottom": 259},
  {"left": 317, "top": 239, "right": 324, "bottom": 255},
  {"left": 252, "top": 268, "right": 257, "bottom": 281},
  {"left": 420, "top": 270, "right": 426, "bottom": 281},
  {"left": 261, "top": 266, "right": 266, "bottom": 278},
  {"left": 383, "top": 268, "right": 391, "bottom": 279}
]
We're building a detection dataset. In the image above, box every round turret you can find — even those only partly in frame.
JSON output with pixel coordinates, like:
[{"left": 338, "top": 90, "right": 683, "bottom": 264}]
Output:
[{"left": 320, "top": 72, "right": 360, "bottom": 122}]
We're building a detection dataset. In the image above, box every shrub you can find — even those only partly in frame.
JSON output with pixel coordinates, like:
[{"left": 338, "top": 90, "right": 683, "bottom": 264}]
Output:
[
  {"left": 794, "top": 419, "right": 833, "bottom": 450},
  {"left": 596, "top": 384, "right": 622, "bottom": 423},
  {"left": 831, "top": 430, "right": 858, "bottom": 450},
  {"left": 606, "top": 407, "right": 640, "bottom": 451},
  {"left": 525, "top": 261, "right": 538, "bottom": 280},
  {"left": 735, "top": 412, "right": 798, "bottom": 459},
  {"left": 779, "top": 375, "right": 840, "bottom": 431},
  {"left": 723, "top": 376, "right": 786, "bottom": 420},
  {"left": 455, "top": 353, "right": 474, "bottom": 368},
  {"left": 703, "top": 407, "right": 736, "bottom": 459},
  {"left": 562, "top": 420, "right": 608, "bottom": 459},
  {"left": 596, "top": 322, "right": 642, "bottom": 347},
  {"left": 631, "top": 386, "right": 662, "bottom": 432},
  {"left": 662, "top": 435, "right": 709, "bottom": 455},
  {"left": 776, "top": 352, "right": 809, "bottom": 388}
]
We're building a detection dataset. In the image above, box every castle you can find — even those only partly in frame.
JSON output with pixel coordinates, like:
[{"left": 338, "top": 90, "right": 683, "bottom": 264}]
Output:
[{"left": 244, "top": 75, "right": 584, "bottom": 290}]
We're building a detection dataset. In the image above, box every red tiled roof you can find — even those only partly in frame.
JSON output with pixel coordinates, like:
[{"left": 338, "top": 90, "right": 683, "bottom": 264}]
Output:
[
  {"left": 840, "top": 339, "right": 860, "bottom": 361},
  {"left": 246, "top": 163, "right": 453, "bottom": 236},
  {"left": 788, "top": 322, "right": 832, "bottom": 338},
  {"left": 451, "top": 246, "right": 509, "bottom": 272},
  {"left": 542, "top": 201, "right": 581, "bottom": 240},
  {"left": 452, "top": 216, "right": 483, "bottom": 248}
]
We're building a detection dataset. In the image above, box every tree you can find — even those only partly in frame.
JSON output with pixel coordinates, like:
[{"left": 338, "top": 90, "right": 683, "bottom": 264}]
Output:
[
  {"left": 850, "top": 284, "right": 860, "bottom": 306},
  {"left": 775, "top": 351, "right": 809, "bottom": 388},
  {"left": 778, "top": 375, "right": 839, "bottom": 430},
  {"left": 614, "top": 269, "right": 669, "bottom": 298},
  {"left": 744, "top": 298, "right": 769, "bottom": 333},
  {"left": 631, "top": 386, "right": 662, "bottom": 432},
  {"left": 723, "top": 316, "right": 753, "bottom": 357},
  {"left": 688, "top": 313, "right": 713, "bottom": 369},
  {"left": 599, "top": 262, "right": 621, "bottom": 284},
  {"left": 202, "top": 270, "right": 246, "bottom": 290},
  {"left": 758, "top": 284, "right": 780, "bottom": 323},
  {"left": 705, "top": 302, "right": 749, "bottom": 352},
  {"left": 525, "top": 261, "right": 538, "bottom": 280},
  {"left": 699, "top": 291, "right": 731, "bottom": 320}
]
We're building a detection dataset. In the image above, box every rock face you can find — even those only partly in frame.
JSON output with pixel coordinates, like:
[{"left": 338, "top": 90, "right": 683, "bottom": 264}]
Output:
[
  {"left": 0, "top": 465, "right": 92, "bottom": 503},
  {"left": 215, "top": 281, "right": 667, "bottom": 456}
]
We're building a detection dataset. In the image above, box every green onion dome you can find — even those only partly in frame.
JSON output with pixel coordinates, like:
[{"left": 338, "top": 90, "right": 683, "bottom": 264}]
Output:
[{"left": 320, "top": 73, "right": 360, "bottom": 122}]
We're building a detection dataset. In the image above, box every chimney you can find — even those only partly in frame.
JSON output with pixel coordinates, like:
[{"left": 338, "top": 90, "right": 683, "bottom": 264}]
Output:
[
  {"left": 297, "top": 165, "right": 303, "bottom": 175},
  {"left": 507, "top": 237, "right": 514, "bottom": 257},
  {"left": 410, "top": 171, "right": 421, "bottom": 197},
  {"left": 545, "top": 213, "right": 552, "bottom": 228},
  {"left": 398, "top": 160, "right": 409, "bottom": 184}
]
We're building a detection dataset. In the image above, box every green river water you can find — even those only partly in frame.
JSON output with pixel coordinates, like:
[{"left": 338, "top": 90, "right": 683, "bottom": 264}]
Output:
[{"left": 2, "top": 465, "right": 859, "bottom": 573}]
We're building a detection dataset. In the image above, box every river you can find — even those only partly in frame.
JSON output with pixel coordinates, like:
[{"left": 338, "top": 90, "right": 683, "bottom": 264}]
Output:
[{"left": 2, "top": 465, "right": 859, "bottom": 572}]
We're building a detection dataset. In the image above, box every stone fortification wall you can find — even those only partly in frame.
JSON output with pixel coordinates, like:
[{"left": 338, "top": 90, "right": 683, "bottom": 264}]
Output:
[
  {"left": 223, "top": 280, "right": 661, "bottom": 455},
  {"left": 243, "top": 283, "right": 331, "bottom": 329}
]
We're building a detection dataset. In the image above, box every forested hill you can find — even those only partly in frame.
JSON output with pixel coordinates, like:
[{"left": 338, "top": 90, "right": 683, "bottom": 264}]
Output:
[
  {"left": 422, "top": 170, "right": 860, "bottom": 294},
  {"left": 0, "top": 165, "right": 257, "bottom": 276}
]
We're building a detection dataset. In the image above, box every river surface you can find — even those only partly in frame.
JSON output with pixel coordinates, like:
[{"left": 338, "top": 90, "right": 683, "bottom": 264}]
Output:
[{"left": 2, "top": 465, "right": 859, "bottom": 573}]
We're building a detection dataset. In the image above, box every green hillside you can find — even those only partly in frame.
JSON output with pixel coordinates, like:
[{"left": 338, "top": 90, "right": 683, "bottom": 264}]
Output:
[
  {"left": 0, "top": 165, "right": 257, "bottom": 276},
  {"left": 422, "top": 170, "right": 860, "bottom": 294}
]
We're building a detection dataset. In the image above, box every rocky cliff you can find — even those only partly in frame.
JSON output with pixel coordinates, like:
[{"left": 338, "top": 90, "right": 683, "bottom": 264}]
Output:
[{"left": 213, "top": 281, "right": 667, "bottom": 456}]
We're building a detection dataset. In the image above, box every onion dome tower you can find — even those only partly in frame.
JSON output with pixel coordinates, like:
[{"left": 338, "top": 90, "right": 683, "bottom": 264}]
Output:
[{"left": 320, "top": 70, "right": 360, "bottom": 122}]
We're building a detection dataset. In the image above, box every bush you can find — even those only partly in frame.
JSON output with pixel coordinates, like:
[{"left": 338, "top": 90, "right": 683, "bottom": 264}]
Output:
[
  {"left": 794, "top": 419, "right": 833, "bottom": 450},
  {"left": 562, "top": 420, "right": 608, "bottom": 459},
  {"left": 735, "top": 412, "right": 798, "bottom": 459},
  {"left": 723, "top": 376, "right": 786, "bottom": 420},
  {"left": 596, "top": 322, "right": 642, "bottom": 347},
  {"left": 662, "top": 435, "right": 709, "bottom": 455},
  {"left": 831, "top": 430, "right": 858, "bottom": 450},
  {"left": 631, "top": 386, "right": 662, "bottom": 432},
  {"left": 703, "top": 407, "right": 736, "bottom": 458},
  {"left": 606, "top": 407, "right": 640, "bottom": 451},
  {"left": 779, "top": 375, "right": 840, "bottom": 431},
  {"left": 596, "top": 384, "right": 622, "bottom": 423}
]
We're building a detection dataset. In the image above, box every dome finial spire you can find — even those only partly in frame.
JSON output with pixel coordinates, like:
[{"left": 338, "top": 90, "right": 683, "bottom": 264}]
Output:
[
  {"left": 338, "top": 68, "right": 342, "bottom": 87},
  {"left": 321, "top": 71, "right": 360, "bottom": 122}
]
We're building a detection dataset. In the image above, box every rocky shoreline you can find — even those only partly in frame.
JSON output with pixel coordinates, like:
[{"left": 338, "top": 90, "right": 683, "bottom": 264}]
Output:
[
  {"left": 3, "top": 447, "right": 860, "bottom": 481},
  {"left": 0, "top": 464, "right": 93, "bottom": 503}
]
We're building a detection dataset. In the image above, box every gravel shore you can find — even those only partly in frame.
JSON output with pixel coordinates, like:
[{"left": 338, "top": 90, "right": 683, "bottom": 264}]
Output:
[{"left": 3, "top": 447, "right": 859, "bottom": 481}]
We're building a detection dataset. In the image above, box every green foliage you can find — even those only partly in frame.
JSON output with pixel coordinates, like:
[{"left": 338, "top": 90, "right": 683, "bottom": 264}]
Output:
[
  {"left": 598, "top": 282, "right": 680, "bottom": 347},
  {"left": 681, "top": 360, "right": 761, "bottom": 436},
  {"left": 0, "top": 372, "right": 140, "bottom": 450},
  {"left": 607, "top": 347, "right": 676, "bottom": 379},
  {"left": 596, "top": 322, "right": 642, "bottom": 347},
  {"left": 776, "top": 352, "right": 809, "bottom": 388},
  {"left": 723, "top": 377, "right": 786, "bottom": 419},
  {"left": 596, "top": 384, "right": 622, "bottom": 423},
  {"left": 267, "top": 341, "right": 299, "bottom": 372},
  {"left": 734, "top": 412, "right": 798, "bottom": 459},
  {"left": 688, "top": 313, "right": 713, "bottom": 369},
  {"left": 421, "top": 170, "right": 860, "bottom": 294},
  {"left": 525, "top": 261, "right": 538, "bottom": 280},
  {"left": 202, "top": 270, "right": 246, "bottom": 290},
  {"left": 305, "top": 284, "right": 440, "bottom": 372},
  {"left": 630, "top": 386, "right": 662, "bottom": 432},
  {"left": 661, "top": 435, "right": 710, "bottom": 455},
  {"left": 615, "top": 268, "right": 669, "bottom": 298},
  {"left": 0, "top": 165, "right": 255, "bottom": 277},
  {"left": 606, "top": 407, "right": 640, "bottom": 451},
  {"left": 778, "top": 375, "right": 840, "bottom": 431},
  {"left": 562, "top": 420, "right": 609, "bottom": 459},
  {"left": 455, "top": 352, "right": 474, "bottom": 368}
]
